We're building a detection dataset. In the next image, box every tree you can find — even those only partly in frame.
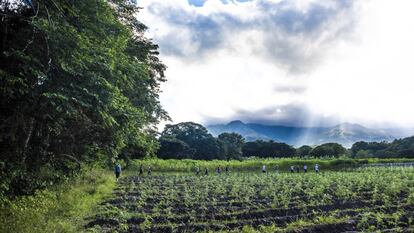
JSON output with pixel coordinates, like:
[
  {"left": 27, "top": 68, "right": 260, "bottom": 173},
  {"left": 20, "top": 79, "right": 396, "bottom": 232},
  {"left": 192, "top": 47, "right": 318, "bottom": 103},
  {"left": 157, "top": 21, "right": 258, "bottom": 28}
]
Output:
[
  {"left": 0, "top": 0, "right": 167, "bottom": 196},
  {"left": 375, "top": 137, "right": 414, "bottom": 158},
  {"left": 351, "top": 141, "right": 388, "bottom": 157},
  {"left": 242, "top": 140, "right": 295, "bottom": 158},
  {"left": 310, "top": 143, "right": 346, "bottom": 157},
  {"left": 243, "top": 141, "right": 263, "bottom": 157},
  {"left": 296, "top": 145, "right": 312, "bottom": 157},
  {"left": 218, "top": 133, "right": 245, "bottom": 160},
  {"left": 157, "top": 136, "right": 195, "bottom": 159},
  {"left": 159, "top": 122, "right": 221, "bottom": 160}
]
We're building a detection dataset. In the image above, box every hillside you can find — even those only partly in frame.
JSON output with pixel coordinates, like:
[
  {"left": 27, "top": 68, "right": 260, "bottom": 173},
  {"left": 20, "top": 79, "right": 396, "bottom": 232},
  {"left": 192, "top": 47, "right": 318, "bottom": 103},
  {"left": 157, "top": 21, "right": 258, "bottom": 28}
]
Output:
[{"left": 208, "top": 121, "right": 396, "bottom": 147}]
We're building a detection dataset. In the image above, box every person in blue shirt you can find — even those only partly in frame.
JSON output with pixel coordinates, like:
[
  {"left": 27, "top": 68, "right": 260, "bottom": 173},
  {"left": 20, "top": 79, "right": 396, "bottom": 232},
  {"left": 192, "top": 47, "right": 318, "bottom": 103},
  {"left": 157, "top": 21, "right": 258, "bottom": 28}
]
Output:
[{"left": 114, "top": 163, "right": 122, "bottom": 181}]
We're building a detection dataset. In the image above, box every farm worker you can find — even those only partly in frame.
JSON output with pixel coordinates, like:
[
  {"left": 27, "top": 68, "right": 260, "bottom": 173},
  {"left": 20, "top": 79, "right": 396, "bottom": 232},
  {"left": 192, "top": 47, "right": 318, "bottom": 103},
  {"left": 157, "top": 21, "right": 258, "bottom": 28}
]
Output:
[
  {"left": 195, "top": 167, "right": 200, "bottom": 176},
  {"left": 147, "top": 166, "right": 152, "bottom": 175},
  {"left": 262, "top": 165, "right": 266, "bottom": 173},
  {"left": 290, "top": 166, "right": 294, "bottom": 173},
  {"left": 225, "top": 166, "right": 230, "bottom": 173},
  {"left": 204, "top": 168, "right": 209, "bottom": 176},
  {"left": 216, "top": 166, "right": 221, "bottom": 175},
  {"left": 303, "top": 165, "right": 307, "bottom": 173},
  {"left": 139, "top": 165, "right": 144, "bottom": 176},
  {"left": 314, "top": 164, "right": 319, "bottom": 173},
  {"left": 114, "top": 163, "right": 122, "bottom": 181}
]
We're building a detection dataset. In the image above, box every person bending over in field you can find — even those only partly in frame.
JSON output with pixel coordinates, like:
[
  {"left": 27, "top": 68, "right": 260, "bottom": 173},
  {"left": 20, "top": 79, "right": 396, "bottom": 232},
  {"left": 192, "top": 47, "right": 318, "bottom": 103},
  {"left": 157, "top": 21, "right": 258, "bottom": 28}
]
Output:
[
  {"left": 303, "top": 165, "right": 307, "bottom": 173},
  {"left": 204, "top": 168, "right": 209, "bottom": 176},
  {"left": 139, "top": 165, "right": 144, "bottom": 176},
  {"left": 314, "top": 164, "right": 319, "bottom": 173},
  {"left": 114, "top": 163, "right": 122, "bottom": 181},
  {"left": 262, "top": 165, "right": 266, "bottom": 173}
]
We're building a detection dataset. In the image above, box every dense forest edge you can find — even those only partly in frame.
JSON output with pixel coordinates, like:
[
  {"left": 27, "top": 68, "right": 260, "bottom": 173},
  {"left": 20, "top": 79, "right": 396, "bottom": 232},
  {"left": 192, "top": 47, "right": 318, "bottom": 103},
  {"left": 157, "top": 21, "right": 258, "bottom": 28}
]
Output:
[
  {"left": 157, "top": 122, "right": 414, "bottom": 161},
  {"left": 1, "top": 0, "right": 168, "bottom": 198},
  {"left": 2, "top": 1, "right": 414, "bottom": 232}
]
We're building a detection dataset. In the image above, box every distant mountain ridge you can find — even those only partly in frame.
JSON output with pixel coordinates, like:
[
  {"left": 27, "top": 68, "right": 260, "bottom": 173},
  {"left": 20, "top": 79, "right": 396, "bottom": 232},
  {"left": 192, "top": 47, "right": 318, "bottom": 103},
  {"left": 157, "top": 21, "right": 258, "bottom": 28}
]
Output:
[{"left": 207, "top": 121, "right": 397, "bottom": 147}]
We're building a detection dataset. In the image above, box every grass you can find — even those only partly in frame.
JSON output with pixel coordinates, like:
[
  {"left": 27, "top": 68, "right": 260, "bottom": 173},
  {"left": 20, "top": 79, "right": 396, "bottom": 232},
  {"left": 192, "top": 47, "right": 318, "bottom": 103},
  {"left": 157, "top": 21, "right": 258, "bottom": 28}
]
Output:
[
  {"left": 2, "top": 158, "right": 414, "bottom": 232},
  {"left": 0, "top": 167, "right": 116, "bottom": 233},
  {"left": 127, "top": 157, "right": 414, "bottom": 173}
]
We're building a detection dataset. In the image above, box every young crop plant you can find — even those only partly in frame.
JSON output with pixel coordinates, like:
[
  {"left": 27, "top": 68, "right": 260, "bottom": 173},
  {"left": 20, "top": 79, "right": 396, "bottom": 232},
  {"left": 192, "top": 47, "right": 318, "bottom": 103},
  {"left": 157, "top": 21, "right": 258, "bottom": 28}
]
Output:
[{"left": 82, "top": 167, "right": 414, "bottom": 232}]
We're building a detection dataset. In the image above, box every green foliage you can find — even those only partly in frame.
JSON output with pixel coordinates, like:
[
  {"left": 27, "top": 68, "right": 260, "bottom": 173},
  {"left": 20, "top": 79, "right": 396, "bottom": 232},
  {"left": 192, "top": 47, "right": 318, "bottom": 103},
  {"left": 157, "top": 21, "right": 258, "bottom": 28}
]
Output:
[
  {"left": 352, "top": 137, "right": 414, "bottom": 158},
  {"left": 296, "top": 145, "right": 313, "bottom": 157},
  {"left": 127, "top": 157, "right": 414, "bottom": 173},
  {"left": 310, "top": 143, "right": 347, "bottom": 157},
  {"left": 242, "top": 140, "right": 296, "bottom": 158},
  {"left": 0, "top": 167, "right": 115, "bottom": 233},
  {"left": 218, "top": 132, "right": 245, "bottom": 160},
  {"left": 86, "top": 167, "right": 414, "bottom": 232},
  {"left": 158, "top": 122, "right": 223, "bottom": 160},
  {"left": 157, "top": 135, "right": 195, "bottom": 159},
  {"left": 0, "top": 0, "right": 166, "bottom": 195}
]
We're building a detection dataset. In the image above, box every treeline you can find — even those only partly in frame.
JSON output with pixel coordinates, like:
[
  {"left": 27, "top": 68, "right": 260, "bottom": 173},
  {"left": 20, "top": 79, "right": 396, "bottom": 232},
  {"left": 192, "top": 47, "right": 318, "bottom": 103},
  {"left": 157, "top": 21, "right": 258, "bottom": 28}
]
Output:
[
  {"left": 158, "top": 122, "right": 414, "bottom": 160},
  {"left": 1, "top": 1, "right": 167, "bottom": 196},
  {"left": 351, "top": 137, "right": 414, "bottom": 158}
]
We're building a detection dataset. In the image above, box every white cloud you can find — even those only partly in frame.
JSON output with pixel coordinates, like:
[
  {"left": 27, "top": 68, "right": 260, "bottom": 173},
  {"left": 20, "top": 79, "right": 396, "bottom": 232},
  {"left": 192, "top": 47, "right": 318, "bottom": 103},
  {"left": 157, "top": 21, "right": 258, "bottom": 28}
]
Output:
[
  {"left": 306, "top": 0, "right": 414, "bottom": 127},
  {"left": 137, "top": 0, "right": 414, "bottom": 128}
]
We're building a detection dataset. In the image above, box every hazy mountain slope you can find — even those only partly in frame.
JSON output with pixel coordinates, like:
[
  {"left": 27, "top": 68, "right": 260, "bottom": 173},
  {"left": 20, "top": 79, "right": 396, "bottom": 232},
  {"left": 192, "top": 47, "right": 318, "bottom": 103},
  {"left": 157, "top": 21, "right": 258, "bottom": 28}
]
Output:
[
  {"left": 207, "top": 121, "right": 396, "bottom": 147},
  {"left": 208, "top": 120, "right": 271, "bottom": 141}
]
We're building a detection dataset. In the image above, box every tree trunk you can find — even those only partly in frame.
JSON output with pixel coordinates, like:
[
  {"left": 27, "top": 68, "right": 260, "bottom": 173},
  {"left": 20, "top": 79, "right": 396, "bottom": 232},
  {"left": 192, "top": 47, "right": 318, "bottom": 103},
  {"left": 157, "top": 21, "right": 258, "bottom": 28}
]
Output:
[{"left": 22, "top": 117, "right": 35, "bottom": 163}]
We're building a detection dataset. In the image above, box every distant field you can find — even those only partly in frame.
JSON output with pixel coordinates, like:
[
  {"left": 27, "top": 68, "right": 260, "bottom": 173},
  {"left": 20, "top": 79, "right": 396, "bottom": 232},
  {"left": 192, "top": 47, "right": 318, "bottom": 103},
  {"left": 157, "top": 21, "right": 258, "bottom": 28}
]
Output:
[
  {"left": 125, "top": 158, "right": 414, "bottom": 173},
  {"left": 85, "top": 167, "right": 414, "bottom": 232}
]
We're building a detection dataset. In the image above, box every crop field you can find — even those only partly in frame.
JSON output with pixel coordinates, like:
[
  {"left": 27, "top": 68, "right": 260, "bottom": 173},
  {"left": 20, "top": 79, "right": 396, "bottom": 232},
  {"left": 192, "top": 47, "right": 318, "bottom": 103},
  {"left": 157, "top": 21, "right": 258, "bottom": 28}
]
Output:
[{"left": 85, "top": 167, "right": 414, "bottom": 232}]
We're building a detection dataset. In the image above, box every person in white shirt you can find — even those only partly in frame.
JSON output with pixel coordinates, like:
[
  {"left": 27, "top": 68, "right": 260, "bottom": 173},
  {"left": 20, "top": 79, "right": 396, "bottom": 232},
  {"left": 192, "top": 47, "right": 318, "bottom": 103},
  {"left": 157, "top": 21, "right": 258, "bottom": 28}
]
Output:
[
  {"left": 262, "top": 165, "right": 266, "bottom": 173},
  {"left": 303, "top": 165, "right": 307, "bottom": 173},
  {"left": 290, "top": 165, "right": 294, "bottom": 173},
  {"left": 314, "top": 164, "right": 319, "bottom": 173}
]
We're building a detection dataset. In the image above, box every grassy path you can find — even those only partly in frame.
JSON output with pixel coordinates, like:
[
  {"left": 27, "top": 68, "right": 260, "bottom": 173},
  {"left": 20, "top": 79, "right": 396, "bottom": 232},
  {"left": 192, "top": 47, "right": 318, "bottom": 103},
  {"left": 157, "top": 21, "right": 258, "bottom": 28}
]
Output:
[{"left": 0, "top": 168, "right": 116, "bottom": 233}]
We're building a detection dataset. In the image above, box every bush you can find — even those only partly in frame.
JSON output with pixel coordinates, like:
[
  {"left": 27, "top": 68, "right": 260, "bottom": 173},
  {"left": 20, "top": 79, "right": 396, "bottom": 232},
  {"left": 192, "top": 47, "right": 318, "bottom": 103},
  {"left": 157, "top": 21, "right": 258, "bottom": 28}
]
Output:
[{"left": 0, "top": 167, "right": 115, "bottom": 233}]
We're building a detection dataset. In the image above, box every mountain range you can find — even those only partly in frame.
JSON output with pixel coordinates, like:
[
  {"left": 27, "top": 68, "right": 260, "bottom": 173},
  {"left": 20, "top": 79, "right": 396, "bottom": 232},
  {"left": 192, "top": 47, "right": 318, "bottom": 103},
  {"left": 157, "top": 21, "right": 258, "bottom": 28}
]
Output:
[{"left": 207, "top": 121, "right": 410, "bottom": 147}]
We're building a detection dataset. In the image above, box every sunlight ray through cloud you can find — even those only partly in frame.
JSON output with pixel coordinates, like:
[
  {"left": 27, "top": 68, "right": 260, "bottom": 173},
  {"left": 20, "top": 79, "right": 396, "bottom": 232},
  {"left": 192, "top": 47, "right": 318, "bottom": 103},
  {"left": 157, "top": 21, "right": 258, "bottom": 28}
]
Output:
[{"left": 137, "top": 0, "right": 414, "bottom": 129}]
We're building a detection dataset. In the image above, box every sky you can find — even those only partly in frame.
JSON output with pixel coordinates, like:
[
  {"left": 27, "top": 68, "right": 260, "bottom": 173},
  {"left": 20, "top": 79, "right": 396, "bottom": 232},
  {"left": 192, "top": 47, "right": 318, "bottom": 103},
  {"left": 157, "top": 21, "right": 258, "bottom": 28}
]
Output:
[{"left": 136, "top": 0, "right": 414, "bottom": 129}]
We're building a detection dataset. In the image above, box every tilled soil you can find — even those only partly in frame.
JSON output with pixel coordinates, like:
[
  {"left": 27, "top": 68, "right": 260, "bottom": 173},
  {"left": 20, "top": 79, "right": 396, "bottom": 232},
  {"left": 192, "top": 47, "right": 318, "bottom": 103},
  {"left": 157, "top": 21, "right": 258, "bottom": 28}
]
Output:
[{"left": 84, "top": 174, "right": 414, "bottom": 233}]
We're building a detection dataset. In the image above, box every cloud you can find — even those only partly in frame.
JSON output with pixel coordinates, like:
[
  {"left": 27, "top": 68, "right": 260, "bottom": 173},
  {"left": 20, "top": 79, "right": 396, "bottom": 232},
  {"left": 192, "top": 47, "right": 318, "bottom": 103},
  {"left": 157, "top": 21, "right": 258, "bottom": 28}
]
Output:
[
  {"left": 204, "top": 103, "right": 341, "bottom": 127},
  {"left": 273, "top": 84, "right": 306, "bottom": 94},
  {"left": 140, "top": 0, "right": 359, "bottom": 72},
  {"left": 139, "top": 0, "right": 414, "bottom": 129}
]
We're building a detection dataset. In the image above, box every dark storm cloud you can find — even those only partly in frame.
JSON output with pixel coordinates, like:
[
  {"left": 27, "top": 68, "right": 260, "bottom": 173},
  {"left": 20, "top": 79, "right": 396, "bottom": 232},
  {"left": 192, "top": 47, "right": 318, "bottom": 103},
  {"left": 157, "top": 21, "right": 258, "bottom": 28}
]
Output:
[
  {"left": 204, "top": 104, "right": 341, "bottom": 127},
  {"left": 145, "top": 0, "right": 358, "bottom": 72},
  {"left": 147, "top": 3, "right": 241, "bottom": 58}
]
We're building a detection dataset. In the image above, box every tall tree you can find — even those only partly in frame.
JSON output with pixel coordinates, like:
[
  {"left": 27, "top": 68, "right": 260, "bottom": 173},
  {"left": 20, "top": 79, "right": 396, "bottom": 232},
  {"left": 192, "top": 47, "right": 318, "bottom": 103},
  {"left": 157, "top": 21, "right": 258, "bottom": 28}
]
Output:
[
  {"left": 310, "top": 143, "right": 346, "bottom": 157},
  {"left": 157, "top": 136, "right": 195, "bottom": 159},
  {"left": 159, "top": 122, "right": 222, "bottom": 160},
  {"left": 242, "top": 140, "right": 295, "bottom": 158},
  {"left": 0, "top": 0, "right": 167, "bottom": 195},
  {"left": 218, "top": 132, "right": 245, "bottom": 160},
  {"left": 296, "top": 145, "right": 312, "bottom": 157}
]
